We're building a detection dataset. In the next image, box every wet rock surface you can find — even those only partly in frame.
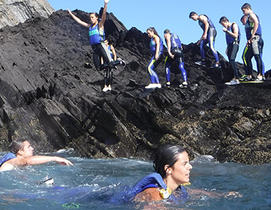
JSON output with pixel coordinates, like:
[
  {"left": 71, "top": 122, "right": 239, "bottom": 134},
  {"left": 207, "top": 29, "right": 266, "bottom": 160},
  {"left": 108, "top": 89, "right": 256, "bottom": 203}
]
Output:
[{"left": 0, "top": 9, "right": 270, "bottom": 164}]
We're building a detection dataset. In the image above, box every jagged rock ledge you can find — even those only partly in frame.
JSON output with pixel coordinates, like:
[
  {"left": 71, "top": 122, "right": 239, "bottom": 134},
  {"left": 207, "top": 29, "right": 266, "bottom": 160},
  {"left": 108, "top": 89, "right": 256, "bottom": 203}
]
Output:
[{"left": 0, "top": 9, "right": 270, "bottom": 164}]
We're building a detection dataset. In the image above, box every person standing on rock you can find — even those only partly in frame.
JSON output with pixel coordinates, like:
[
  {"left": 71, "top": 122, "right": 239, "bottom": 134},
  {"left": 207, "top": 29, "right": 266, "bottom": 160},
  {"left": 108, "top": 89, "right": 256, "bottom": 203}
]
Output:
[
  {"left": 219, "top": 17, "right": 241, "bottom": 85},
  {"left": 240, "top": 3, "right": 264, "bottom": 81},
  {"left": 189, "top": 12, "right": 220, "bottom": 69},
  {"left": 145, "top": 27, "right": 163, "bottom": 89},
  {"left": 0, "top": 139, "right": 73, "bottom": 171},
  {"left": 164, "top": 29, "right": 188, "bottom": 88},
  {"left": 68, "top": 0, "right": 125, "bottom": 92}
]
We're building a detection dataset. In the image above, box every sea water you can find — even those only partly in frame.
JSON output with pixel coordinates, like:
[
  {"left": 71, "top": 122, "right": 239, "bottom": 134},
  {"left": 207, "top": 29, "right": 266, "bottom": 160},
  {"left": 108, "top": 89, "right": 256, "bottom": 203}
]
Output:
[{"left": 0, "top": 151, "right": 270, "bottom": 210}]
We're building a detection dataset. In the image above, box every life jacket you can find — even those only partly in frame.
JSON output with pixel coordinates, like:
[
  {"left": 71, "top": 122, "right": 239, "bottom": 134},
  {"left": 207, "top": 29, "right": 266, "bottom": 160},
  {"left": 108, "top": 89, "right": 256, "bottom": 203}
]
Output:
[
  {"left": 246, "top": 14, "right": 262, "bottom": 40},
  {"left": 226, "top": 23, "right": 241, "bottom": 45},
  {"left": 170, "top": 33, "right": 182, "bottom": 50},
  {"left": 0, "top": 152, "right": 16, "bottom": 167},
  {"left": 113, "top": 173, "right": 189, "bottom": 204},
  {"left": 150, "top": 35, "right": 164, "bottom": 56},
  {"left": 89, "top": 24, "right": 105, "bottom": 45},
  {"left": 198, "top": 14, "right": 215, "bottom": 31}
]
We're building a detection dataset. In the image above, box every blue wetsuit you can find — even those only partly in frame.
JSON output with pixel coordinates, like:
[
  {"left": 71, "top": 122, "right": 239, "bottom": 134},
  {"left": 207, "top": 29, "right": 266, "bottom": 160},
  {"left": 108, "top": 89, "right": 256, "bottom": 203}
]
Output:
[
  {"left": 0, "top": 152, "right": 16, "bottom": 167},
  {"left": 225, "top": 23, "right": 241, "bottom": 79},
  {"left": 147, "top": 35, "right": 163, "bottom": 84},
  {"left": 165, "top": 33, "right": 187, "bottom": 83},
  {"left": 242, "top": 14, "right": 264, "bottom": 76},
  {"left": 198, "top": 15, "right": 219, "bottom": 63}
]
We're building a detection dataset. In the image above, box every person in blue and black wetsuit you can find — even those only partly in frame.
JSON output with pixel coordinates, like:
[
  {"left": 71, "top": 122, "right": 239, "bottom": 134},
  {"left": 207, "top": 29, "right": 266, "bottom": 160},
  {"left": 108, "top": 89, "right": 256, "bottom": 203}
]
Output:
[
  {"left": 145, "top": 27, "right": 163, "bottom": 89},
  {"left": 189, "top": 12, "right": 220, "bottom": 68},
  {"left": 219, "top": 16, "right": 241, "bottom": 85},
  {"left": 68, "top": 0, "right": 124, "bottom": 92},
  {"left": 240, "top": 3, "right": 264, "bottom": 81},
  {"left": 164, "top": 29, "right": 188, "bottom": 88}
]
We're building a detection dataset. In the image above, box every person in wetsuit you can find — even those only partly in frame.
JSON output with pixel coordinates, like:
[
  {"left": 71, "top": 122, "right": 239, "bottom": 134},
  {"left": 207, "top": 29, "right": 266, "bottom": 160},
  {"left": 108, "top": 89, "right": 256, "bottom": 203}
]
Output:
[
  {"left": 219, "top": 16, "right": 241, "bottom": 85},
  {"left": 164, "top": 29, "right": 188, "bottom": 88},
  {"left": 189, "top": 12, "right": 220, "bottom": 68},
  {"left": 132, "top": 145, "right": 192, "bottom": 203},
  {"left": 0, "top": 139, "right": 73, "bottom": 171},
  {"left": 240, "top": 3, "right": 264, "bottom": 81},
  {"left": 68, "top": 0, "right": 124, "bottom": 92},
  {"left": 145, "top": 27, "right": 163, "bottom": 89}
]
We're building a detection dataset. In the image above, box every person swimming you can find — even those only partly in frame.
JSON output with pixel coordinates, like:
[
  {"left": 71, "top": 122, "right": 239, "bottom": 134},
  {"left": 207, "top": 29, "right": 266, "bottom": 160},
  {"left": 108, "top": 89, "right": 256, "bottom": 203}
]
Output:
[
  {"left": 121, "top": 145, "right": 192, "bottom": 204},
  {"left": 0, "top": 138, "right": 73, "bottom": 171}
]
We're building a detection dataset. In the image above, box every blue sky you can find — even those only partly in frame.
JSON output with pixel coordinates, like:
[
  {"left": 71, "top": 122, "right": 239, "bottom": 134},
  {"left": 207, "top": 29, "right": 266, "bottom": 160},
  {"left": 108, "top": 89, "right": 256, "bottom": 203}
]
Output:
[{"left": 47, "top": 0, "right": 270, "bottom": 71}]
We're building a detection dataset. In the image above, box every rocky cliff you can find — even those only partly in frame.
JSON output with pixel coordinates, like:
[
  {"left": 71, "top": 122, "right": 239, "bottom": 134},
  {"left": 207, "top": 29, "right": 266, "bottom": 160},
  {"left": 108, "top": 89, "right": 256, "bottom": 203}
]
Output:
[
  {"left": 0, "top": 9, "right": 270, "bottom": 164},
  {"left": 0, "top": 0, "right": 54, "bottom": 28}
]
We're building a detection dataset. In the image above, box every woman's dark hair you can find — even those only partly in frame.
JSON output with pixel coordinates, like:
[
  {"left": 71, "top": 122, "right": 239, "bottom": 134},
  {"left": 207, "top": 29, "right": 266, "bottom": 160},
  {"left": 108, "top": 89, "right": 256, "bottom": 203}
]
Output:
[
  {"left": 9, "top": 139, "right": 27, "bottom": 154},
  {"left": 90, "top": 12, "right": 99, "bottom": 18},
  {"left": 147, "top": 27, "right": 159, "bottom": 36},
  {"left": 153, "top": 144, "right": 186, "bottom": 178}
]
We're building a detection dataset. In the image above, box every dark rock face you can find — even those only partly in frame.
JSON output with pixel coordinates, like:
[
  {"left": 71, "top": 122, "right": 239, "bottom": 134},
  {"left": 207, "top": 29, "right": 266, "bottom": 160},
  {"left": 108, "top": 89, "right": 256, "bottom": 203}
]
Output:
[{"left": 0, "top": 9, "right": 270, "bottom": 164}]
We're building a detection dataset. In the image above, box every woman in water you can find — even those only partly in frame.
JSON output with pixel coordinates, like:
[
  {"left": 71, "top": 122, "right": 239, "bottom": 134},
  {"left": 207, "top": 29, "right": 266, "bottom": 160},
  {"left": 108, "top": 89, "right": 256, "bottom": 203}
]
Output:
[
  {"left": 127, "top": 145, "right": 192, "bottom": 203},
  {"left": 127, "top": 144, "right": 241, "bottom": 204},
  {"left": 145, "top": 27, "right": 163, "bottom": 89}
]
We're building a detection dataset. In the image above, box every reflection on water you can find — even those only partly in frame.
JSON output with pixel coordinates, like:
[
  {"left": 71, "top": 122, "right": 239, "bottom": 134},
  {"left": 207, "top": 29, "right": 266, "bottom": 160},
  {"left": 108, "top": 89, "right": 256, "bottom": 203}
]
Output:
[{"left": 0, "top": 152, "right": 270, "bottom": 209}]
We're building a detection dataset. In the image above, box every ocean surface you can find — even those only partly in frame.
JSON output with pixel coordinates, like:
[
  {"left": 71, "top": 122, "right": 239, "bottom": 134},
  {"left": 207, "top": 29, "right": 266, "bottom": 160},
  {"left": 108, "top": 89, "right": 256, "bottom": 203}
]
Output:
[{"left": 0, "top": 150, "right": 270, "bottom": 210}]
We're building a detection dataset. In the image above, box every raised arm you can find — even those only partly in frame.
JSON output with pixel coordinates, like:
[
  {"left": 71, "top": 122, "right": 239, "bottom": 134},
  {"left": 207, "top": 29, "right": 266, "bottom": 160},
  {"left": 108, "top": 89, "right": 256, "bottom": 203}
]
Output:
[
  {"left": 99, "top": 0, "right": 110, "bottom": 29},
  {"left": 68, "top": 10, "right": 90, "bottom": 28}
]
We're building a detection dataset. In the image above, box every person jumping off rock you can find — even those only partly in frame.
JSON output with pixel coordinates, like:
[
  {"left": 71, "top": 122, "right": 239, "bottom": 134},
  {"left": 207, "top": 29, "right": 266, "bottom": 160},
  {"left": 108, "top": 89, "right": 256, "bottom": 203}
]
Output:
[{"left": 68, "top": 0, "right": 125, "bottom": 93}]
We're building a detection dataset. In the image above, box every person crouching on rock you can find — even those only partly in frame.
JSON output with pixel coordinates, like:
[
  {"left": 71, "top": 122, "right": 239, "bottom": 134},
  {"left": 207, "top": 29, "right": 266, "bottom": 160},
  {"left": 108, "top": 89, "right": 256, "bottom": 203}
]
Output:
[
  {"left": 0, "top": 138, "right": 73, "bottom": 171},
  {"left": 145, "top": 27, "right": 163, "bottom": 89},
  {"left": 164, "top": 29, "right": 188, "bottom": 88},
  {"left": 68, "top": 0, "right": 125, "bottom": 92}
]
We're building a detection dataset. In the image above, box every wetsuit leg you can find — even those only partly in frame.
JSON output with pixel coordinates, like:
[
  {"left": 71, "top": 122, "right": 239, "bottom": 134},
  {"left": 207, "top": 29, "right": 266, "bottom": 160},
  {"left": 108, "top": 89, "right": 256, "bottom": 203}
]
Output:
[
  {"left": 251, "top": 35, "right": 263, "bottom": 75},
  {"left": 228, "top": 43, "right": 240, "bottom": 79},
  {"left": 242, "top": 45, "right": 249, "bottom": 75},
  {"left": 200, "top": 39, "right": 208, "bottom": 60},
  {"left": 245, "top": 45, "right": 254, "bottom": 75},
  {"left": 208, "top": 28, "right": 219, "bottom": 63},
  {"left": 175, "top": 52, "right": 187, "bottom": 82},
  {"left": 165, "top": 56, "right": 171, "bottom": 83},
  {"left": 147, "top": 56, "right": 162, "bottom": 84}
]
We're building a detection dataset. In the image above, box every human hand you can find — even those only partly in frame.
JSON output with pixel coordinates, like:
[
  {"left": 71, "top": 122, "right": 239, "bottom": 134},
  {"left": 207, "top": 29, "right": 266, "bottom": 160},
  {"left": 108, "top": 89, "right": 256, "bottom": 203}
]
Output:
[
  {"left": 55, "top": 157, "right": 73, "bottom": 166},
  {"left": 223, "top": 27, "right": 227, "bottom": 32},
  {"left": 104, "top": 0, "right": 110, "bottom": 4}
]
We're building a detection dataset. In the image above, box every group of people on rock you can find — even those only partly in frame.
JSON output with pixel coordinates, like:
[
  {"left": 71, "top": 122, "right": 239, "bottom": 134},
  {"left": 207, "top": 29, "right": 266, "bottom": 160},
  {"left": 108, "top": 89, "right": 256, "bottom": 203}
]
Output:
[{"left": 69, "top": 1, "right": 264, "bottom": 90}]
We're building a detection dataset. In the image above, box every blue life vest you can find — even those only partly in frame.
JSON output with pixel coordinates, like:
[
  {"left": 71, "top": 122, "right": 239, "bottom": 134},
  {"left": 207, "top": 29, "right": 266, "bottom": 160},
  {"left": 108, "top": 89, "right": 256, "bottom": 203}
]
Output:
[
  {"left": 170, "top": 33, "right": 182, "bottom": 50},
  {"left": 150, "top": 36, "right": 164, "bottom": 56},
  {"left": 245, "top": 14, "right": 262, "bottom": 40},
  {"left": 0, "top": 152, "right": 16, "bottom": 167},
  {"left": 198, "top": 15, "right": 215, "bottom": 31},
  {"left": 226, "top": 23, "right": 240, "bottom": 45},
  {"left": 111, "top": 173, "right": 189, "bottom": 204},
  {"left": 89, "top": 24, "right": 105, "bottom": 45}
]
